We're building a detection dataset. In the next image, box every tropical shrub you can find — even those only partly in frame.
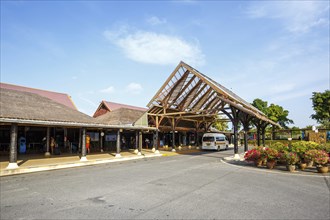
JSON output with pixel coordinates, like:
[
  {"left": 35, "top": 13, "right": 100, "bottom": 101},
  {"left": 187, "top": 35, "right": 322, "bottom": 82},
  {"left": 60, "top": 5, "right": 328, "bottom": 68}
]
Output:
[
  {"left": 305, "top": 149, "right": 329, "bottom": 166},
  {"left": 285, "top": 152, "right": 299, "bottom": 165},
  {"left": 244, "top": 147, "right": 263, "bottom": 162},
  {"left": 263, "top": 148, "right": 279, "bottom": 161}
]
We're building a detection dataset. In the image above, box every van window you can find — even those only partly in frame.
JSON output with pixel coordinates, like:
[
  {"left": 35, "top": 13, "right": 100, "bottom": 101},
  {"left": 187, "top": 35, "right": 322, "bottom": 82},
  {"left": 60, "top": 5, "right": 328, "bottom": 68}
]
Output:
[
  {"left": 216, "top": 137, "right": 225, "bottom": 141},
  {"left": 203, "top": 136, "right": 215, "bottom": 142}
]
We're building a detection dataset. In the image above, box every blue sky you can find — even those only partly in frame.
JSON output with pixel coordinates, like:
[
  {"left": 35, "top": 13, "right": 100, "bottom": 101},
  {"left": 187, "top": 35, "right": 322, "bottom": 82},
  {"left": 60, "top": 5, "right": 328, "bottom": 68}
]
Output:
[{"left": 1, "top": 1, "right": 329, "bottom": 128}]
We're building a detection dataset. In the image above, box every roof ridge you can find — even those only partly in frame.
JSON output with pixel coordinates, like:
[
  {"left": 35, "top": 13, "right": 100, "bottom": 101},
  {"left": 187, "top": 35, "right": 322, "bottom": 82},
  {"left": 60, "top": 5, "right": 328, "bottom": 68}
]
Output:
[{"left": 0, "top": 82, "right": 69, "bottom": 96}]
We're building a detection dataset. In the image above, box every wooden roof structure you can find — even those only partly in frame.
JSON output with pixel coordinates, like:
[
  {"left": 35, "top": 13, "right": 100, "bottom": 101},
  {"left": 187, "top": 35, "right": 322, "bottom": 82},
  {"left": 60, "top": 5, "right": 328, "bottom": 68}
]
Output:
[
  {"left": 147, "top": 61, "right": 278, "bottom": 132},
  {"left": 0, "top": 88, "right": 155, "bottom": 130},
  {"left": 94, "top": 108, "right": 146, "bottom": 126},
  {"left": 0, "top": 82, "right": 77, "bottom": 110},
  {"left": 0, "top": 88, "right": 95, "bottom": 126},
  {"left": 93, "top": 100, "right": 147, "bottom": 118}
]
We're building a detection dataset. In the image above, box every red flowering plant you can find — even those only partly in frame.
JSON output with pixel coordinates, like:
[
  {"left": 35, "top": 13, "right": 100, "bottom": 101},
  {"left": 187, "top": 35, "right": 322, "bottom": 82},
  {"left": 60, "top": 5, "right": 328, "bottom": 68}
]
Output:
[
  {"left": 244, "top": 147, "right": 263, "bottom": 162},
  {"left": 306, "top": 150, "right": 330, "bottom": 167},
  {"left": 304, "top": 149, "right": 319, "bottom": 163},
  {"left": 285, "top": 152, "right": 299, "bottom": 165},
  {"left": 263, "top": 148, "right": 279, "bottom": 162}
]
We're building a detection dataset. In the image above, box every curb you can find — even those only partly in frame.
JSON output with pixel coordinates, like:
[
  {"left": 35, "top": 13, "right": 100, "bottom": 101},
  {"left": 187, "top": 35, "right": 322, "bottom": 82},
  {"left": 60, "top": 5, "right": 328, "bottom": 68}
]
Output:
[
  {"left": 220, "top": 158, "right": 330, "bottom": 178},
  {"left": 0, "top": 154, "right": 163, "bottom": 177}
]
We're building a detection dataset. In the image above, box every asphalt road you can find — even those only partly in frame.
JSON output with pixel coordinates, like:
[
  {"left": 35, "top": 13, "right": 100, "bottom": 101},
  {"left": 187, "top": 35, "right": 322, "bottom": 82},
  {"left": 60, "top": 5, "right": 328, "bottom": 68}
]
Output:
[{"left": 1, "top": 149, "right": 330, "bottom": 220}]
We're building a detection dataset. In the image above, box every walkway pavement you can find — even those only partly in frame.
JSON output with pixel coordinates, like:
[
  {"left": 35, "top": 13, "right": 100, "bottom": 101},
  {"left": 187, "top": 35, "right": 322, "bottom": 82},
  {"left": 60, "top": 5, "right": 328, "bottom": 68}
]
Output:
[{"left": 0, "top": 148, "right": 201, "bottom": 177}]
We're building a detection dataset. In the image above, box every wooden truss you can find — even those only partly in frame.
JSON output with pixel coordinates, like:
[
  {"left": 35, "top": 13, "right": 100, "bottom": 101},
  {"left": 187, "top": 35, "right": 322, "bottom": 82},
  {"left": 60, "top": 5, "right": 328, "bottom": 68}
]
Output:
[{"left": 147, "top": 61, "right": 278, "bottom": 133}]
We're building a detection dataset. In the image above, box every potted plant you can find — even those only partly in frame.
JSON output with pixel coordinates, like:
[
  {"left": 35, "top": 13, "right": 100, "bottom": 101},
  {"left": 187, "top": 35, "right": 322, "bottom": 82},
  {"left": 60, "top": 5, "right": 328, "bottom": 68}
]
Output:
[
  {"left": 244, "top": 147, "right": 263, "bottom": 167},
  {"left": 285, "top": 152, "right": 299, "bottom": 172},
  {"left": 313, "top": 150, "right": 329, "bottom": 173},
  {"left": 305, "top": 149, "right": 318, "bottom": 167},
  {"left": 263, "top": 148, "right": 278, "bottom": 169},
  {"left": 291, "top": 142, "right": 308, "bottom": 170}
]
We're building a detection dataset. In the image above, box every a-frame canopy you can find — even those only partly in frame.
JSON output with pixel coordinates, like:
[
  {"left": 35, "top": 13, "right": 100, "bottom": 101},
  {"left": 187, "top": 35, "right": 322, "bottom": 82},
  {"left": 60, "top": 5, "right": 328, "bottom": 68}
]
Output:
[{"left": 147, "top": 61, "right": 278, "bottom": 131}]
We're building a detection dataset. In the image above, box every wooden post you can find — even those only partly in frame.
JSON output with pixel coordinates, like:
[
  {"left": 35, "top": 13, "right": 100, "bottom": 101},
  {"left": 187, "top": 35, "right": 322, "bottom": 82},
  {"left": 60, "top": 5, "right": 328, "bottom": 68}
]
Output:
[
  {"left": 100, "top": 131, "right": 104, "bottom": 152},
  {"left": 138, "top": 131, "right": 142, "bottom": 155},
  {"left": 116, "top": 130, "right": 121, "bottom": 158},
  {"left": 80, "top": 128, "right": 87, "bottom": 161},
  {"left": 257, "top": 126, "right": 261, "bottom": 146},
  {"left": 44, "top": 127, "right": 51, "bottom": 157},
  {"left": 7, "top": 124, "right": 18, "bottom": 169},
  {"left": 172, "top": 118, "right": 176, "bottom": 152},
  {"left": 233, "top": 119, "right": 239, "bottom": 155},
  {"left": 262, "top": 126, "right": 266, "bottom": 147},
  {"left": 244, "top": 128, "right": 249, "bottom": 152},
  {"left": 155, "top": 129, "right": 160, "bottom": 154}
]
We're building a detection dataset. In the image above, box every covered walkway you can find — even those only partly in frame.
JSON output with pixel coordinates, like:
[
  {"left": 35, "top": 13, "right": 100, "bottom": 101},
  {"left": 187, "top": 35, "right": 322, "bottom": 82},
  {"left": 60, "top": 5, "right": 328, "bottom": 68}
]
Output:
[{"left": 147, "top": 61, "right": 279, "bottom": 156}]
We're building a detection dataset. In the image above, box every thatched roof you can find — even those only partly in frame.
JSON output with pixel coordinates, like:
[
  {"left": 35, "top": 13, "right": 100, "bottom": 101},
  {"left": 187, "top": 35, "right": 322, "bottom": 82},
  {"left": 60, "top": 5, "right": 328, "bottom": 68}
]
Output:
[
  {"left": 0, "top": 82, "right": 77, "bottom": 110},
  {"left": 94, "top": 107, "right": 145, "bottom": 125},
  {"left": 0, "top": 88, "right": 94, "bottom": 125}
]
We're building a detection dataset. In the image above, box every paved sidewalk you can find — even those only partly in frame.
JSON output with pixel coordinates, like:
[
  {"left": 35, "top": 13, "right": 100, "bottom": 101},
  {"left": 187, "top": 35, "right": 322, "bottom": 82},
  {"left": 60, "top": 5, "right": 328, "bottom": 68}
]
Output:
[{"left": 0, "top": 147, "right": 202, "bottom": 177}]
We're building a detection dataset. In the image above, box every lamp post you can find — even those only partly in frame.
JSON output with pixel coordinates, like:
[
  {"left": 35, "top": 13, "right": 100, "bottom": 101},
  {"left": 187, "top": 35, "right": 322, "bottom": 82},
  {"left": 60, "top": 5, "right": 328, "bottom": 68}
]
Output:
[{"left": 288, "top": 137, "right": 292, "bottom": 152}]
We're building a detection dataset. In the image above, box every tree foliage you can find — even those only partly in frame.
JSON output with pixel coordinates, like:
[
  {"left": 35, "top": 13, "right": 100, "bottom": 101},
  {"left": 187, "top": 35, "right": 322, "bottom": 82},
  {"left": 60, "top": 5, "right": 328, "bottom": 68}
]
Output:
[
  {"left": 212, "top": 116, "right": 229, "bottom": 131},
  {"left": 311, "top": 90, "right": 330, "bottom": 128},
  {"left": 252, "top": 98, "right": 293, "bottom": 128},
  {"left": 267, "top": 104, "right": 293, "bottom": 128},
  {"left": 252, "top": 98, "right": 268, "bottom": 115}
]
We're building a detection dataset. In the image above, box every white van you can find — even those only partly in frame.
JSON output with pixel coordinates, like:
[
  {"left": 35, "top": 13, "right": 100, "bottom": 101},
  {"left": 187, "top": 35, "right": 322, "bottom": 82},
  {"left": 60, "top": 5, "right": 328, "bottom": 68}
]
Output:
[{"left": 202, "top": 133, "right": 229, "bottom": 151}]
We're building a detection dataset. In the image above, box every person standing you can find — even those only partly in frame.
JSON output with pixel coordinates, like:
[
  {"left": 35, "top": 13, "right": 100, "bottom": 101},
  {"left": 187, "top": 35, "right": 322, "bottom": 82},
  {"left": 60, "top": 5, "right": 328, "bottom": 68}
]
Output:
[
  {"left": 50, "top": 137, "right": 56, "bottom": 154},
  {"left": 86, "top": 134, "right": 91, "bottom": 154}
]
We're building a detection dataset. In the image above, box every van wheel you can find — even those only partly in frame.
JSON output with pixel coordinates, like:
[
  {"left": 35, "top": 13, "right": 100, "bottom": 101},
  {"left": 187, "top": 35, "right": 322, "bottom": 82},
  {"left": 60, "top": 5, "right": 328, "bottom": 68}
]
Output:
[{"left": 225, "top": 145, "right": 228, "bottom": 150}]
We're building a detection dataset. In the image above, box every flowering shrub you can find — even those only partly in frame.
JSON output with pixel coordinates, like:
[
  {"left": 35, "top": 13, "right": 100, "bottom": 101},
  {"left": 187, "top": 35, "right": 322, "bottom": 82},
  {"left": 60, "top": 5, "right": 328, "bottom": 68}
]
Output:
[
  {"left": 244, "top": 147, "right": 263, "bottom": 162},
  {"left": 285, "top": 152, "right": 299, "bottom": 165},
  {"left": 305, "top": 150, "right": 329, "bottom": 166},
  {"left": 263, "top": 148, "right": 279, "bottom": 161},
  {"left": 304, "top": 149, "right": 318, "bottom": 163},
  {"left": 291, "top": 142, "right": 308, "bottom": 161},
  {"left": 269, "top": 142, "right": 288, "bottom": 153}
]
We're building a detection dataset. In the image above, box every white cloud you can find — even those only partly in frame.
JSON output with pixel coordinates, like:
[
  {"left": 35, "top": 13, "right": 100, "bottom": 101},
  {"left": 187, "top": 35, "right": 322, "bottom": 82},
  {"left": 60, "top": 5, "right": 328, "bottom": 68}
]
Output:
[
  {"left": 104, "top": 28, "right": 205, "bottom": 66},
  {"left": 246, "top": 1, "right": 329, "bottom": 33},
  {"left": 100, "top": 86, "right": 115, "bottom": 94},
  {"left": 270, "top": 83, "right": 295, "bottom": 94},
  {"left": 147, "top": 16, "right": 167, "bottom": 25},
  {"left": 126, "top": 82, "right": 143, "bottom": 94}
]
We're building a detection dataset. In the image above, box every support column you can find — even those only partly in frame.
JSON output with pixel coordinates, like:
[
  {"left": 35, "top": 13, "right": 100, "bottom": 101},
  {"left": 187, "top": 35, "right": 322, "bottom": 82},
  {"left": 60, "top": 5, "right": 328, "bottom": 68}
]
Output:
[
  {"left": 44, "top": 127, "right": 51, "bottom": 157},
  {"left": 154, "top": 129, "right": 160, "bottom": 154},
  {"left": 134, "top": 131, "right": 139, "bottom": 154},
  {"left": 171, "top": 118, "right": 176, "bottom": 152},
  {"left": 195, "top": 130, "right": 199, "bottom": 149},
  {"left": 152, "top": 132, "right": 156, "bottom": 153},
  {"left": 256, "top": 126, "right": 261, "bottom": 146},
  {"left": 7, "top": 124, "right": 18, "bottom": 169},
  {"left": 100, "top": 131, "right": 104, "bottom": 152},
  {"left": 172, "top": 131, "right": 176, "bottom": 152},
  {"left": 78, "top": 128, "right": 82, "bottom": 153},
  {"left": 115, "top": 130, "right": 121, "bottom": 158},
  {"left": 244, "top": 129, "right": 249, "bottom": 152},
  {"left": 261, "top": 126, "right": 266, "bottom": 147},
  {"left": 138, "top": 131, "right": 142, "bottom": 156},
  {"left": 233, "top": 119, "right": 239, "bottom": 155},
  {"left": 80, "top": 128, "right": 87, "bottom": 161}
]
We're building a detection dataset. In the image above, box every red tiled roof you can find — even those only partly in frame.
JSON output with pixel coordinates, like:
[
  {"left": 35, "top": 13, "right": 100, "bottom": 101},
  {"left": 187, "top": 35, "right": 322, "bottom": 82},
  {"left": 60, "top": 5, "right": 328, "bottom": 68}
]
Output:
[
  {"left": 104, "top": 101, "right": 147, "bottom": 112},
  {"left": 0, "top": 82, "right": 77, "bottom": 110}
]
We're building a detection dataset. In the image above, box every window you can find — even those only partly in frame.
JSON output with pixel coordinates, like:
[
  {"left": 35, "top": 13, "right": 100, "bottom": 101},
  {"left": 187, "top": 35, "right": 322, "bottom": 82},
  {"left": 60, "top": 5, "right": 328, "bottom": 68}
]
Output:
[{"left": 203, "top": 137, "right": 215, "bottom": 142}]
